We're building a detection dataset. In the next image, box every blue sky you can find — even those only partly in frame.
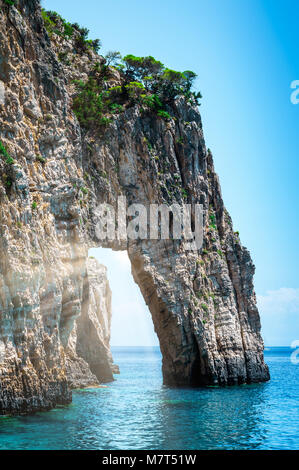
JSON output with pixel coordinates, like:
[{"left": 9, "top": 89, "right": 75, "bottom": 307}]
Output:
[{"left": 44, "top": 0, "right": 299, "bottom": 346}]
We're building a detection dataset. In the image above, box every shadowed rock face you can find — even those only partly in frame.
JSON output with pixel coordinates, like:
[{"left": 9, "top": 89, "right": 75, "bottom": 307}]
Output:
[{"left": 0, "top": 1, "right": 269, "bottom": 414}]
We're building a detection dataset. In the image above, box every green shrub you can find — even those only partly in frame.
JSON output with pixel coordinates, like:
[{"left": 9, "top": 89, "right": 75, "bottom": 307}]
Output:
[
  {"left": 3, "top": 0, "right": 15, "bottom": 5},
  {"left": 58, "top": 51, "right": 70, "bottom": 65},
  {"left": 121, "top": 54, "right": 201, "bottom": 105},
  {"left": 140, "top": 93, "right": 162, "bottom": 110},
  {"left": 32, "top": 201, "right": 38, "bottom": 210},
  {"left": 109, "top": 103, "right": 123, "bottom": 113},
  {"left": 125, "top": 81, "right": 145, "bottom": 99},
  {"left": 123, "top": 55, "right": 164, "bottom": 81},
  {"left": 72, "top": 70, "right": 127, "bottom": 131},
  {"left": 107, "top": 85, "right": 122, "bottom": 97},
  {"left": 0, "top": 141, "right": 11, "bottom": 160},
  {"left": 41, "top": 10, "right": 56, "bottom": 37},
  {"left": 41, "top": 9, "right": 101, "bottom": 52},
  {"left": 63, "top": 22, "right": 74, "bottom": 38},
  {"left": 143, "top": 137, "right": 152, "bottom": 151},
  {"left": 75, "top": 36, "right": 101, "bottom": 54},
  {"left": 80, "top": 186, "right": 88, "bottom": 195},
  {"left": 36, "top": 155, "right": 46, "bottom": 164},
  {"left": 72, "top": 78, "right": 106, "bottom": 130},
  {"left": 99, "top": 170, "right": 107, "bottom": 179},
  {"left": 157, "top": 110, "right": 171, "bottom": 120},
  {"left": 4, "top": 175, "right": 12, "bottom": 188},
  {"left": 6, "top": 156, "right": 14, "bottom": 165},
  {"left": 100, "top": 116, "right": 113, "bottom": 126},
  {"left": 181, "top": 188, "right": 188, "bottom": 199}
]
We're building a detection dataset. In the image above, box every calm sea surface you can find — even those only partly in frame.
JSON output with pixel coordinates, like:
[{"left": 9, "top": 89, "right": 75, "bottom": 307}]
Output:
[{"left": 0, "top": 347, "right": 298, "bottom": 450}]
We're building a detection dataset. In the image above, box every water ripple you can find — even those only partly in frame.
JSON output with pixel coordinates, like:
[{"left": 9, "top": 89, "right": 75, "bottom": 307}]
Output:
[{"left": 0, "top": 347, "right": 298, "bottom": 450}]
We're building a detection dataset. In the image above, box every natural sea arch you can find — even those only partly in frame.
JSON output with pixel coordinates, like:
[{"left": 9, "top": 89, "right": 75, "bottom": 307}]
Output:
[
  {"left": 89, "top": 247, "right": 159, "bottom": 350},
  {"left": 86, "top": 238, "right": 208, "bottom": 387}
]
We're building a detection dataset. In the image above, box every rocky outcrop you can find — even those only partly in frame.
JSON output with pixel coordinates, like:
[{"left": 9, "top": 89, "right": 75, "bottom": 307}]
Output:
[
  {"left": 65, "top": 258, "right": 117, "bottom": 388},
  {"left": 0, "top": 0, "right": 269, "bottom": 414}
]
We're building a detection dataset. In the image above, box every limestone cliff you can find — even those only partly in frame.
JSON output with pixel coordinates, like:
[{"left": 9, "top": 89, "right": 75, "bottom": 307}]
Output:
[
  {"left": 66, "top": 258, "right": 117, "bottom": 389},
  {"left": 0, "top": 0, "right": 269, "bottom": 414}
]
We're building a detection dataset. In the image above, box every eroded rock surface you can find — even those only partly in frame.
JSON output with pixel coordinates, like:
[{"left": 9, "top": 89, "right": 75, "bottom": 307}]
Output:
[
  {"left": 66, "top": 258, "right": 116, "bottom": 388},
  {"left": 0, "top": 0, "right": 269, "bottom": 414}
]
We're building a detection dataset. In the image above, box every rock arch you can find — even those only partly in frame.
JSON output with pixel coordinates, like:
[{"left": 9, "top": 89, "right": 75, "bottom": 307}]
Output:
[{"left": 0, "top": 0, "right": 269, "bottom": 414}]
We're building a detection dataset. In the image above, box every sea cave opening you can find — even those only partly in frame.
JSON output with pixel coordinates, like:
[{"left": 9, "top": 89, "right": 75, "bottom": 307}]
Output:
[{"left": 88, "top": 247, "right": 161, "bottom": 382}]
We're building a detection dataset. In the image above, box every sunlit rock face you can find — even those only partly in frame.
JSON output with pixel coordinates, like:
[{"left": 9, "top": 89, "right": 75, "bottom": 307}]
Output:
[
  {"left": 65, "top": 258, "right": 116, "bottom": 388},
  {"left": 0, "top": 1, "right": 269, "bottom": 414}
]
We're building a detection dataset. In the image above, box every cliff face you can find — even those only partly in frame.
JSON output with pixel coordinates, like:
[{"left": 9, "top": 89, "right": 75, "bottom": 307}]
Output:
[
  {"left": 66, "top": 258, "right": 117, "bottom": 389},
  {"left": 0, "top": 1, "right": 269, "bottom": 414}
]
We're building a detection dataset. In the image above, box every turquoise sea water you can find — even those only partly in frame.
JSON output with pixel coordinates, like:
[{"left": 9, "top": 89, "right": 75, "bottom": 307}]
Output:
[{"left": 0, "top": 347, "right": 298, "bottom": 450}]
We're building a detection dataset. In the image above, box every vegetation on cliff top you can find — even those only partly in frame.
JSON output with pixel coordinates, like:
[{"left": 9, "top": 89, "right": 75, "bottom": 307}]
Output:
[
  {"left": 41, "top": 9, "right": 101, "bottom": 53},
  {"left": 3, "top": 0, "right": 16, "bottom": 6},
  {"left": 41, "top": 9, "right": 202, "bottom": 133},
  {"left": 72, "top": 54, "right": 202, "bottom": 133}
]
